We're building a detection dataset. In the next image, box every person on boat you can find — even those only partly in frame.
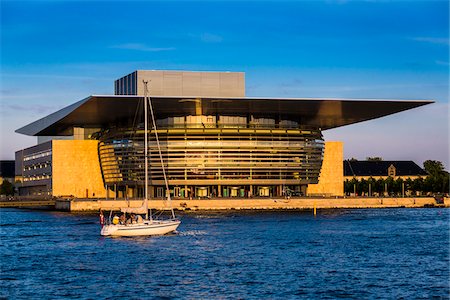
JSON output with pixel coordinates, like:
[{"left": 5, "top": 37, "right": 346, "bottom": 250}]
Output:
[
  {"left": 119, "top": 214, "right": 126, "bottom": 225},
  {"left": 126, "top": 214, "right": 136, "bottom": 225},
  {"left": 112, "top": 215, "right": 120, "bottom": 225},
  {"left": 99, "top": 210, "right": 105, "bottom": 228},
  {"left": 136, "top": 214, "right": 143, "bottom": 223}
]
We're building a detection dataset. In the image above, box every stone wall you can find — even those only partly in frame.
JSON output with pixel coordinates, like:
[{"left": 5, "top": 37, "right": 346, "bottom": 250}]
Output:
[
  {"left": 57, "top": 197, "right": 438, "bottom": 211},
  {"left": 308, "top": 141, "right": 344, "bottom": 196},
  {"left": 52, "top": 140, "right": 106, "bottom": 198}
]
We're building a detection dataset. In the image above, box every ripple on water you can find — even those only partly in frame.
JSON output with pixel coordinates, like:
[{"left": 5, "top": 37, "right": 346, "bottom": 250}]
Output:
[{"left": 0, "top": 208, "right": 448, "bottom": 299}]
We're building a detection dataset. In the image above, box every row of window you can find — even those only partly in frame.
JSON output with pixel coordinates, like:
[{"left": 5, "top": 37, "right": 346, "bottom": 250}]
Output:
[
  {"left": 24, "top": 150, "right": 52, "bottom": 161},
  {"left": 155, "top": 116, "right": 300, "bottom": 129},
  {"left": 23, "top": 162, "right": 51, "bottom": 171},
  {"left": 23, "top": 174, "right": 51, "bottom": 182}
]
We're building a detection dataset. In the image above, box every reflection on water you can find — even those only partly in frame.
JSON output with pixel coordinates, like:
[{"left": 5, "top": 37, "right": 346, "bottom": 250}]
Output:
[{"left": 1, "top": 208, "right": 449, "bottom": 299}]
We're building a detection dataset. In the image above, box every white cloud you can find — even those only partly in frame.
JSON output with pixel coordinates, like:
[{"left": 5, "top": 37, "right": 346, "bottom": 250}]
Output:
[
  {"left": 110, "top": 43, "right": 175, "bottom": 52},
  {"left": 436, "top": 60, "right": 450, "bottom": 66},
  {"left": 1, "top": 73, "right": 106, "bottom": 81},
  {"left": 186, "top": 32, "right": 223, "bottom": 43},
  {"left": 3, "top": 104, "right": 61, "bottom": 114},
  {"left": 200, "top": 33, "right": 223, "bottom": 43},
  {"left": 411, "top": 37, "right": 450, "bottom": 45}
]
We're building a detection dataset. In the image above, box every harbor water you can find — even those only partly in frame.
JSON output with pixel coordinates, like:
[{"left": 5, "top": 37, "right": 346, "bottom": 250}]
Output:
[{"left": 1, "top": 208, "right": 449, "bottom": 299}]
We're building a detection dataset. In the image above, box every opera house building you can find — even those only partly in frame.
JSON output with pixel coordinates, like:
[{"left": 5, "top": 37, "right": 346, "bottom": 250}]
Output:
[{"left": 15, "top": 70, "right": 431, "bottom": 199}]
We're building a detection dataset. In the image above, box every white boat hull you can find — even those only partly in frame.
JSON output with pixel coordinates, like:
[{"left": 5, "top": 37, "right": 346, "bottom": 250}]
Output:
[{"left": 101, "top": 219, "right": 181, "bottom": 237}]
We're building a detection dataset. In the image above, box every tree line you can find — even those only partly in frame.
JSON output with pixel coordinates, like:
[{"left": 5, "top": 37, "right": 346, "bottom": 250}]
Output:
[
  {"left": 0, "top": 180, "right": 14, "bottom": 196},
  {"left": 344, "top": 160, "right": 449, "bottom": 196}
]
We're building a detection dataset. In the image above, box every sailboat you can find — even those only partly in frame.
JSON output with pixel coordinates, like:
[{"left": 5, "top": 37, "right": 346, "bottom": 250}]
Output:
[{"left": 100, "top": 81, "right": 181, "bottom": 237}]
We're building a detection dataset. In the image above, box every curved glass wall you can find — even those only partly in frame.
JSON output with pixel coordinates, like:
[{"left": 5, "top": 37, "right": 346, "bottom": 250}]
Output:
[{"left": 96, "top": 115, "right": 324, "bottom": 197}]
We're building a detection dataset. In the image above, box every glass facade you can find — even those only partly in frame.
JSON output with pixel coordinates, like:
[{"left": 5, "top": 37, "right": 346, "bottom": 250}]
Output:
[
  {"left": 114, "top": 71, "right": 137, "bottom": 95},
  {"left": 97, "top": 116, "right": 324, "bottom": 198}
]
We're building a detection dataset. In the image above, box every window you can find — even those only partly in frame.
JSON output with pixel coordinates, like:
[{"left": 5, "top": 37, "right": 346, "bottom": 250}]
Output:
[{"left": 388, "top": 165, "right": 396, "bottom": 177}]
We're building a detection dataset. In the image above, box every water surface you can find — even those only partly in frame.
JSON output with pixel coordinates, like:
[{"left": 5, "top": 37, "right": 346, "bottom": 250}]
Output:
[{"left": 1, "top": 208, "right": 449, "bottom": 299}]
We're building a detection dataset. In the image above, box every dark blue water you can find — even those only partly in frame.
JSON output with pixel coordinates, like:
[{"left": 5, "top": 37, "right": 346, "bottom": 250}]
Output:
[{"left": 1, "top": 208, "right": 449, "bottom": 299}]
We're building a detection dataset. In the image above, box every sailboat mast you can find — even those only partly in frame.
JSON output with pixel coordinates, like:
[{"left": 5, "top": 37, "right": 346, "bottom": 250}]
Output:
[
  {"left": 143, "top": 81, "right": 149, "bottom": 220},
  {"left": 145, "top": 85, "right": 176, "bottom": 219}
]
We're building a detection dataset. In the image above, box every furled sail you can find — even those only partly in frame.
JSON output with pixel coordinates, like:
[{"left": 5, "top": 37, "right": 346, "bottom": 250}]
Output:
[{"left": 121, "top": 205, "right": 147, "bottom": 214}]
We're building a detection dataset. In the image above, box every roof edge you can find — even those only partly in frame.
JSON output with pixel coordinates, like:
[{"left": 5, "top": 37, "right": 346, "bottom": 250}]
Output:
[{"left": 15, "top": 96, "right": 92, "bottom": 136}]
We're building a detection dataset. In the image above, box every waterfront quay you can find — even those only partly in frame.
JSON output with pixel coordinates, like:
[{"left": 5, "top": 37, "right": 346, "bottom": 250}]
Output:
[
  {"left": 55, "top": 196, "right": 450, "bottom": 211},
  {"left": 2, "top": 196, "right": 447, "bottom": 211}
]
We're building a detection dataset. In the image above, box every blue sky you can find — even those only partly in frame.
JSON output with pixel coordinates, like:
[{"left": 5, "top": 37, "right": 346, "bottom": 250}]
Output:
[{"left": 1, "top": 0, "right": 449, "bottom": 168}]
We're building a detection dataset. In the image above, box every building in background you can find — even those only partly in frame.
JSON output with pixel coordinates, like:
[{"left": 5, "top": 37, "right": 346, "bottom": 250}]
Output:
[
  {"left": 344, "top": 160, "right": 428, "bottom": 181},
  {"left": 14, "top": 70, "right": 432, "bottom": 198},
  {"left": 0, "top": 161, "right": 15, "bottom": 185}
]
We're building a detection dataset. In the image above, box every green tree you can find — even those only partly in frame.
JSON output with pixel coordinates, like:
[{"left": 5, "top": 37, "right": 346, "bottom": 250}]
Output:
[
  {"left": 423, "top": 160, "right": 449, "bottom": 194},
  {"left": 0, "top": 180, "right": 14, "bottom": 196},
  {"left": 385, "top": 177, "right": 394, "bottom": 195},
  {"left": 393, "top": 177, "right": 404, "bottom": 196},
  {"left": 374, "top": 178, "right": 385, "bottom": 195},
  {"left": 358, "top": 178, "right": 368, "bottom": 195},
  {"left": 345, "top": 178, "right": 358, "bottom": 195},
  {"left": 405, "top": 178, "right": 413, "bottom": 195},
  {"left": 367, "top": 177, "right": 376, "bottom": 196},
  {"left": 424, "top": 160, "right": 445, "bottom": 175},
  {"left": 412, "top": 177, "right": 424, "bottom": 194},
  {"left": 344, "top": 179, "right": 353, "bottom": 194}
]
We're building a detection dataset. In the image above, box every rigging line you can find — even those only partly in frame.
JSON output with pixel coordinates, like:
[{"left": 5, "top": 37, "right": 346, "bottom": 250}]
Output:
[
  {"left": 122, "top": 96, "right": 143, "bottom": 158},
  {"left": 119, "top": 96, "right": 144, "bottom": 208},
  {"left": 347, "top": 160, "right": 356, "bottom": 177},
  {"left": 144, "top": 82, "right": 150, "bottom": 221},
  {"left": 144, "top": 81, "right": 176, "bottom": 219},
  {"left": 128, "top": 96, "right": 143, "bottom": 142},
  {"left": 126, "top": 96, "right": 144, "bottom": 205}
]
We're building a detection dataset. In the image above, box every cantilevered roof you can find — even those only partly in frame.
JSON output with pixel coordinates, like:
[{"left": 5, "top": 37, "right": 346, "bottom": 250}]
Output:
[{"left": 16, "top": 95, "right": 433, "bottom": 136}]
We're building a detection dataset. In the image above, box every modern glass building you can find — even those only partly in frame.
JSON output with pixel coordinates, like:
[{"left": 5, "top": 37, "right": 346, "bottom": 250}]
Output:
[{"left": 14, "top": 70, "right": 432, "bottom": 198}]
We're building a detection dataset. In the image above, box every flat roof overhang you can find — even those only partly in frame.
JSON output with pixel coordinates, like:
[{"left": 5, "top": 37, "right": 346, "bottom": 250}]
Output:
[{"left": 15, "top": 95, "right": 433, "bottom": 136}]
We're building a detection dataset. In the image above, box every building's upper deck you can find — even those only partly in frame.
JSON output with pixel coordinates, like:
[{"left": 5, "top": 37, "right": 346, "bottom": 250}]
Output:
[
  {"left": 16, "top": 95, "right": 433, "bottom": 136},
  {"left": 16, "top": 70, "right": 434, "bottom": 136}
]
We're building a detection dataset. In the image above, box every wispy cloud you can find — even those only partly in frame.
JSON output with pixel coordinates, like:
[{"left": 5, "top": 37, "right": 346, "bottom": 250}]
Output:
[
  {"left": 200, "top": 33, "right": 223, "bottom": 43},
  {"left": 277, "top": 82, "right": 447, "bottom": 97},
  {"left": 1, "top": 73, "right": 107, "bottom": 81},
  {"left": 411, "top": 37, "right": 450, "bottom": 45},
  {"left": 110, "top": 43, "right": 175, "bottom": 52},
  {"left": 280, "top": 78, "right": 303, "bottom": 88},
  {"left": 3, "top": 104, "right": 60, "bottom": 114},
  {"left": 435, "top": 60, "right": 450, "bottom": 66},
  {"left": 188, "top": 33, "right": 223, "bottom": 43}
]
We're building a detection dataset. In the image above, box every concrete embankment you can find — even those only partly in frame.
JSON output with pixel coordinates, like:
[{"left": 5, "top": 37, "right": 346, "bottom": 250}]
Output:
[
  {"left": 51, "top": 197, "right": 449, "bottom": 212},
  {"left": 0, "top": 199, "right": 55, "bottom": 208}
]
